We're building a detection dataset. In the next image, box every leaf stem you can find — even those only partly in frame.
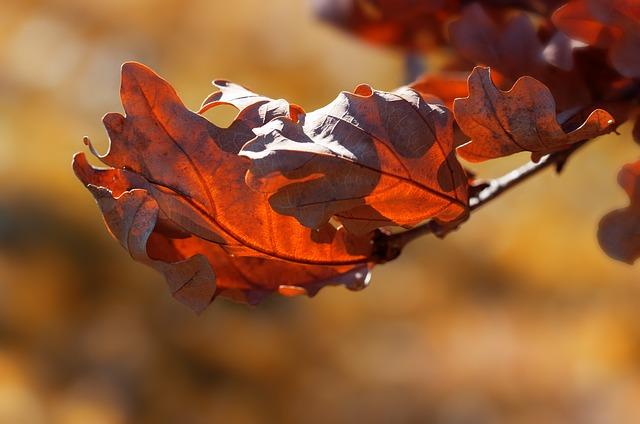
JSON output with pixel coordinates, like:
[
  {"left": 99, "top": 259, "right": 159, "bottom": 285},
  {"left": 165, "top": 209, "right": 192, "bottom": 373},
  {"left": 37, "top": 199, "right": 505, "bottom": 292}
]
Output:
[
  {"left": 372, "top": 140, "right": 589, "bottom": 262},
  {"left": 372, "top": 79, "right": 639, "bottom": 263}
]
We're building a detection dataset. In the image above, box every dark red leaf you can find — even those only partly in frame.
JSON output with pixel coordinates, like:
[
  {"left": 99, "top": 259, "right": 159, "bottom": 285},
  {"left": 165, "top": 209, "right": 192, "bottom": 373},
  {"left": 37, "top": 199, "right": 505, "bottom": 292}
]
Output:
[
  {"left": 553, "top": 0, "right": 640, "bottom": 78},
  {"left": 73, "top": 63, "right": 373, "bottom": 311},
  {"left": 598, "top": 160, "right": 640, "bottom": 264}
]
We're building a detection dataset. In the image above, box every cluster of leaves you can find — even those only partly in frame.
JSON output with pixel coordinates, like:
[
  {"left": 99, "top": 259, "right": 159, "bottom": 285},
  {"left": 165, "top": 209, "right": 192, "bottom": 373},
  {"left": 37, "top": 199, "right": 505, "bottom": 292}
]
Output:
[{"left": 75, "top": 0, "right": 640, "bottom": 312}]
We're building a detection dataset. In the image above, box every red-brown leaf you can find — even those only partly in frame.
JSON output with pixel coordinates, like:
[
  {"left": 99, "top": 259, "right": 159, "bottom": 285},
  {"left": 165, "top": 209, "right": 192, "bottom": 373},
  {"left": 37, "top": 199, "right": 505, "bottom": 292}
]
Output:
[
  {"left": 598, "top": 160, "right": 640, "bottom": 264},
  {"left": 240, "top": 84, "right": 469, "bottom": 235},
  {"left": 553, "top": 0, "right": 640, "bottom": 78},
  {"left": 310, "top": 0, "right": 456, "bottom": 50},
  {"left": 73, "top": 62, "right": 373, "bottom": 311},
  {"left": 453, "top": 67, "right": 614, "bottom": 162},
  {"left": 310, "top": 0, "right": 566, "bottom": 50}
]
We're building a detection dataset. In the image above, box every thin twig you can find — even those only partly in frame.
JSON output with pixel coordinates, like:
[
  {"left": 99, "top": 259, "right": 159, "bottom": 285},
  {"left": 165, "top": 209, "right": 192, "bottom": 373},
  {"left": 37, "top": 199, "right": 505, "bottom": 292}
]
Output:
[
  {"left": 372, "top": 140, "right": 589, "bottom": 262},
  {"left": 371, "top": 79, "right": 639, "bottom": 263}
]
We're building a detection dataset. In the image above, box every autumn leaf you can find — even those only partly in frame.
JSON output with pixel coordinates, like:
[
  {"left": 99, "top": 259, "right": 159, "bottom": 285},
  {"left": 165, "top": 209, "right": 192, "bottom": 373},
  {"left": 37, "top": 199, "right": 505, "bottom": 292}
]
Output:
[
  {"left": 73, "top": 62, "right": 373, "bottom": 311},
  {"left": 453, "top": 67, "right": 614, "bottom": 162},
  {"left": 310, "top": 0, "right": 456, "bottom": 50},
  {"left": 598, "top": 160, "right": 640, "bottom": 264},
  {"left": 240, "top": 84, "right": 469, "bottom": 235},
  {"left": 553, "top": 0, "right": 640, "bottom": 78}
]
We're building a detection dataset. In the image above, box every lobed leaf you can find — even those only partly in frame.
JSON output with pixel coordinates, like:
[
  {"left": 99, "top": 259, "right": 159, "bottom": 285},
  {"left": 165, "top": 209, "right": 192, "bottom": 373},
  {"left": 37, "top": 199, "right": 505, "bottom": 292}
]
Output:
[
  {"left": 453, "top": 67, "right": 614, "bottom": 162},
  {"left": 74, "top": 62, "right": 373, "bottom": 310},
  {"left": 240, "top": 84, "right": 469, "bottom": 235},
  {"left": 598, "top": 161, "right": 640, "bottom": 264}
]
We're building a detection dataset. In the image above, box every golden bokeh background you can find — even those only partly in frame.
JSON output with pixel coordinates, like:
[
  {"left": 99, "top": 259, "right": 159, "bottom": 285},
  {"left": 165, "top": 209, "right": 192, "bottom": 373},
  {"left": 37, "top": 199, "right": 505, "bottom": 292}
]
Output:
[{"left": 1, "top": 1, "right": 640, "bottom": 423}]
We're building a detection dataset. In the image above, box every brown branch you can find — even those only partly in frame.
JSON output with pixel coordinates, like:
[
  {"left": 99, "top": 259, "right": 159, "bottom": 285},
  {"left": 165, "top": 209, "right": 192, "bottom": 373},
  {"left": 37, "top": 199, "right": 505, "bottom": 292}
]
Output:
[
  {"left": 468, "top": 141, "right": 587, "bottom": 212},
  {"left": 372, "top": 140, "right": 590, "bottom": 263}
]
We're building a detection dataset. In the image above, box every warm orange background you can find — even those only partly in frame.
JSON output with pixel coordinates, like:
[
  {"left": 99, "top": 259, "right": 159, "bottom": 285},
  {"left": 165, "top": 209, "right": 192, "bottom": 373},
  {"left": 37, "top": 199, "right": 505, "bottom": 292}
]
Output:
[{"left": 1, "top": 1, "right": 640, "bottom": 423}]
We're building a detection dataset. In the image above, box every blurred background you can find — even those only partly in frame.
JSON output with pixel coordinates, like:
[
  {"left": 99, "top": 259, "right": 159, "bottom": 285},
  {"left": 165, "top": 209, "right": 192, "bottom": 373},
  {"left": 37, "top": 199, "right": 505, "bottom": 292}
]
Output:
[{"left": 1, "top": 0, "right": 640, "bottom": 423}]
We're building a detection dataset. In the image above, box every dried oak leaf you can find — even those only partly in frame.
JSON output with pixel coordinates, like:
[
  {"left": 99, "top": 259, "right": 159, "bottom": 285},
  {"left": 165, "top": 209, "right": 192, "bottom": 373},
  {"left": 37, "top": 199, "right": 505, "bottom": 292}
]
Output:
[
  {"left": 310, "top": 0, "right": 565, "bottom": 51},
  {"left": 73, "top": 62, "right": 373, "bottom": 311},
  {"left": 598, "top": 160, "right": 640, "bottom": 264},
  {"left": 454, "top": 67, "right": 614, "bottom": 162},
  {"left": 407, "top": 72, "right": 475, "bottom": 149},
  {"left": 198, "top": 79, "right": 304, "bottom": 124},
  {"left": 553, "top": 0, "right": 640, "bottom": 78},
  {"left": 239, "top": 84, "right": 469, "bottom": 235}
]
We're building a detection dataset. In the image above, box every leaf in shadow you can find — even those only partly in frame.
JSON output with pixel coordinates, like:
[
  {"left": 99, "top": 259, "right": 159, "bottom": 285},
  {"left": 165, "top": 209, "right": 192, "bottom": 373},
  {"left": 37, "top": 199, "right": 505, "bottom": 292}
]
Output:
[{"left": 241, "top": 84, "right": 469, "bottom": 235}]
